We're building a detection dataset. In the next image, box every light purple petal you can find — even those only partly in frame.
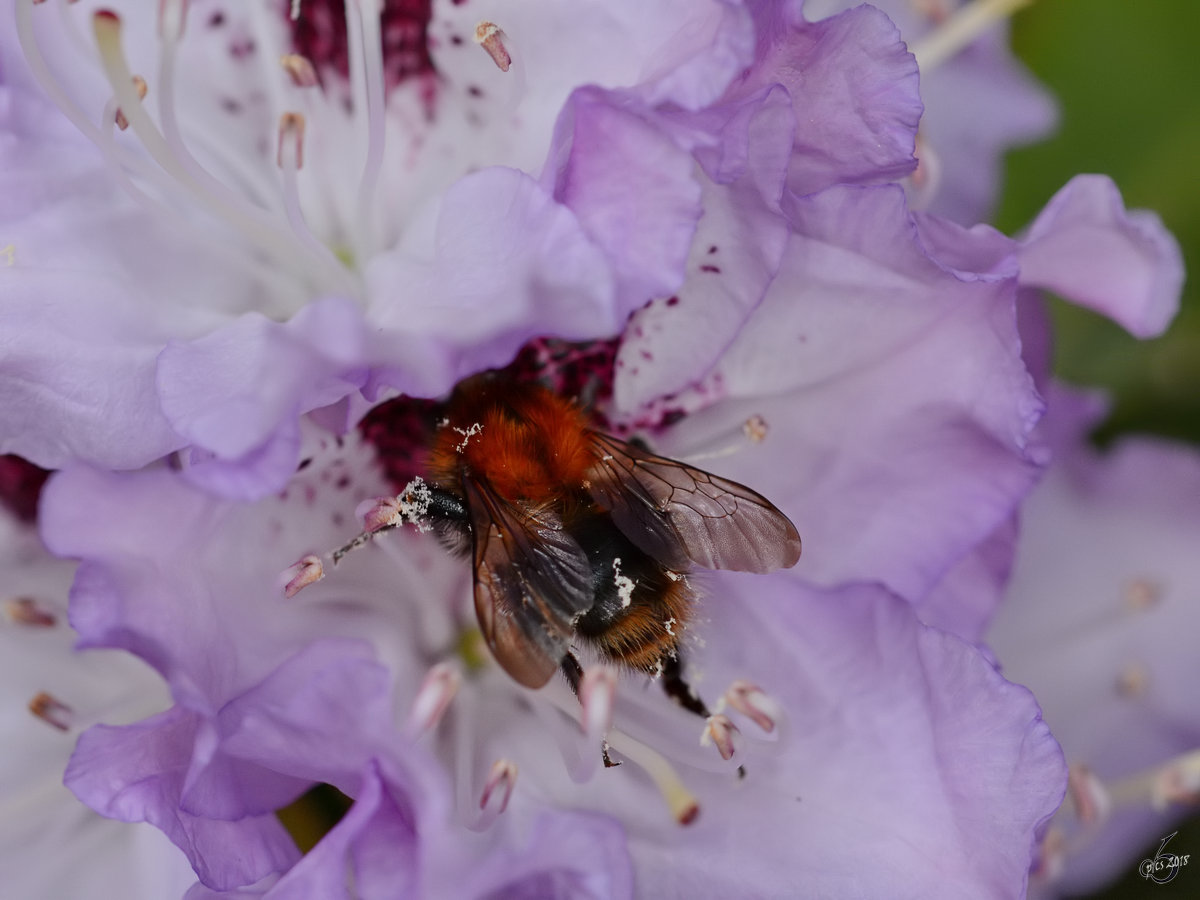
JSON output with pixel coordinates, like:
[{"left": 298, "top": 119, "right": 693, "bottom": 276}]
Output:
[
  {"left": 466, "top": 812, "right": 633, "bottom": 900},
  {"left": 158, "top": 297, "right": 369, "bottom": 497},
  {"left": 543, "top": 88, "right": 702, "bottom": 314},
  {"left": 365, "top": 166, "right": 621, "bottom": 398},
  {"left": 737, "top": 3, "right": 922, "bottom": 195},
  {"left": 620, "top": 185, "right": 1042, "bottom": 603},
  {"left": 615, "top": 84, "right": 794, "bottom": 409},
  {"left": 65, "top": 709, "right": 301, "bottom": 891},
  {"left": 625, "top": 578, "right": 1065, "bottom": 897},
  {"left": 181, "top": 641, "right": 392, "bottom": 819},
  {"left": 912, "top": 515, "right": 1019, "bottom": 642},
  {"left": 264, "top": 761, "right": 418, "bottom": 900},
  {"left": 158, "top": 299, "right": 368, "bottom": 461},
  {"left": 1018, "top": 175, "right": 1184, "bottom": 338}
]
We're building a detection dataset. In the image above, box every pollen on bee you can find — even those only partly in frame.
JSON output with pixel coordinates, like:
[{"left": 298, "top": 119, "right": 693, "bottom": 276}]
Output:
[
  {"left": 395, "top": 476, "right": 434, "bottom": 527},
  {"left": 612, "top": 558, "right": 636, "bottom": 608},
  {"left": 453, "top": 422, "right": 484, "bottom": 453}
]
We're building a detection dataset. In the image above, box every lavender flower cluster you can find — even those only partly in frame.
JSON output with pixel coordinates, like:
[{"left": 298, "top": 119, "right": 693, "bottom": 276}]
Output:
[{"left": 0, "top": 1, "right": 1191, "bottom": 898}]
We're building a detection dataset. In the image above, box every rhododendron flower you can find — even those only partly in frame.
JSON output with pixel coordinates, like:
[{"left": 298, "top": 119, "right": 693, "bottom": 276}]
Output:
[
  {"left": 988, "top": 386, "right": 1200, "bottom": 896},
  {"left": 43, "top": 426, "right": 1065, "bottom": 897},
  {"left": 1, "top": 0, "right": 1186, "bottom": 897}
]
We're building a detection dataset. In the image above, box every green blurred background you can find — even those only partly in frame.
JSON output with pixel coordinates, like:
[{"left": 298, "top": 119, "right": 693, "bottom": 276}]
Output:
[
  {"left": 999, "top": 0, "right": 1200, "bottom": 445},
  {"left": 999, "top": 1, "right": 1199, "bottom": 896}
]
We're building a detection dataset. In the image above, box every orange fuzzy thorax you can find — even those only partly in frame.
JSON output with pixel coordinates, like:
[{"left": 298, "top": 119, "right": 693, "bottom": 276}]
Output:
[{"left": 429, "top": 379, "right": 596, "bottom": 502}]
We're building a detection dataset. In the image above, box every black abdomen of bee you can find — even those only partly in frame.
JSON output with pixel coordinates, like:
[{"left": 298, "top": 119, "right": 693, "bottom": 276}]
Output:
[{"left": 569, "top": 511, "right": 692, "bottom": 672}]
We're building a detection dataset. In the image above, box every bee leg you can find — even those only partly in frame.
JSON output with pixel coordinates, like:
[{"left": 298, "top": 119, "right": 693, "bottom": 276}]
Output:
[
  {"left": 560, "top": 653, "right": 620, "bottom": 768},
  {"left": 660, "top": 653, "right": 712, "bottom": 718}
]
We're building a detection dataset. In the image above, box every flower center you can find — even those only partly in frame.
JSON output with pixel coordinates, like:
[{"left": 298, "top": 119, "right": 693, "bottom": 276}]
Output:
[
  {"left": 288, "top": 0, "right": 435, "bottom": 93},
  {"left": 0, "top": 456, "right": 50, "bottom": 524},
  {"left": 359, "top": 337, "right": 621, "bottom": 493},
  {"left": 14, "top": 0, "right": 408, "bottom": 312}
]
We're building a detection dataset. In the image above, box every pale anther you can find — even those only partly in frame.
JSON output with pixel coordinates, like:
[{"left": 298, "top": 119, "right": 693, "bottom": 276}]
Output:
[
  {"left": 5, "top": 596, "right": 57, "bottom": 628},
  {"left": 114, "top": 75, "right": 148, "bottom": 131},
  {"left": 1123, "top": 577, "right": 1162, "bottom": 612},
  {"left": 1151, "top": 750, "right": 1200, "bottom": 811},
  {"left": 911, "top": 0, "right": 955, "bottom": 23},
  {"left": 29, "top": 692, "right": 73, "bottom": 731},
  {"left": 281, "top": 54, "right": 319, "bottom": 88},
  {"left": 743, "top": 415, "right": 769, "bottom": 443},
  {"left": 406, "top": 663, "right": 461, "bottom": 735},
  {"left": 277, "top": 112, "right": 306, "bottom": 170},
  {"left": 281, "top": 553, "right": 324, "bottom": 598},
  {"left": 1115, "top": 662, "right": 1150, "bottom": 698},
  {"left": 1032, "top": 827, "right": 1067, "bottom": 883},
  {"left": 1067, "top": 763, "right": 1111, "bottom": 826},
  {"left": 580, "top": 666, "right": 617, "bottom": 740},
  {"left": 474, "top": 21, "right": 512, "bottom": 72},
  {"left": 721, "top": 679, "right": 778, "bottom": 734},
  {"left": 480, "top": 759, "right": 518, "bottom": 814},
  {"left": 702, "top": 714, "right": 740, "bottom": 761}
]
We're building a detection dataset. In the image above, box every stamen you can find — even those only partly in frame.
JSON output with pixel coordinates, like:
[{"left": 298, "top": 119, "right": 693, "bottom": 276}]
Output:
[
  {"left": 16, "top": 1, "right": 111, "bottom": 149},
  {"left": 280, "top": 553, "right": 325, "bottom": 598},
  {"left": 1066, "top": 764, "right": 1111, "bottom": 826},
  {"left": 114, "top": 74, "right": 148, "bottom": 131},
  {"left": 1115, "top": 662, "right": 1150, "bottom": 698},
  {"left": 29, "top": 692, "right": 73, "bottom": 731},
  {"left": 5, "top": 597, "right": 57, "bottom": 628},
  {"left": 281, "top": 53, "right": 319, "bottom": 88},
  {"left": 536, "top": 683, "right": 701, "bottom": 824},
  {"left": 290, "top": 0, "right": 303, "bottom": 21},
  {"left": 911, "top": 0, "right": 1035, "bottom": 71},
  {"left": 471, "top": 758, "right": 518, "bottom": 828},
  {"left": 701, "top": 714, "right": 740, "bottom": 761},
  {"left": 743, "top": 415, "right": 768, "bottom": 444},
  {"left": 157, "top": 0, "right": 187, "bottom": 42},
  {"left": 1123, "top": 578, "right": 1162, "bottom": 612},
  {"left": 580, "top": 666, "right": 617, "bottom": 742},
  {"left": 406, "top": 662, "right": 461, "bottom": 735},
  {"left": 1031, "top": 826, "right": 1067, "bottom": 883},
  {"left": 719, "top": 680, "right": 779, "bottom": 734},
  {"left": 1151, "top": 751, "right": 1200, "bottom": 811},
  {"left": 347, "top": 0, "right": 388, "bottom": 258},
  {"left": 90, "top": 10, "right": 344, "bottom": 295},
  {"left": 682, "top": 415, "right": 772, "bottom": 463},
  {"left": 911, "top": 0, "right": 955, "bottom": 24},
  {"left": 277, "top": 111, "right": 307, "bottom": 170},
  {"left": 1080, "top": 749, "right": 1200, "bottom": 815},
  {"left": 474, "top": 21, "right": 512, "bottom": 72},
  {"left": 604, "top": 726, "right": 700, "bottom": 825}
]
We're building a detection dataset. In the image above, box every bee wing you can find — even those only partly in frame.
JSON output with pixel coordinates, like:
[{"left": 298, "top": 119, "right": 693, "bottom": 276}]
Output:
[
  {"left": 463, "top": 476, "right": 594, "bottom": 689},
  {"left": 586, "top": 432, "right": 801, "bottom": 573}
]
